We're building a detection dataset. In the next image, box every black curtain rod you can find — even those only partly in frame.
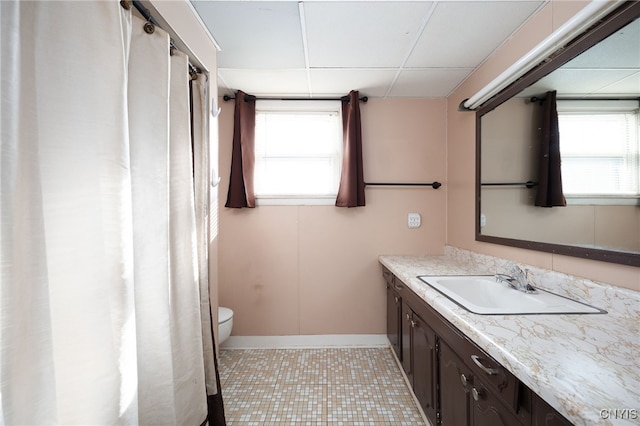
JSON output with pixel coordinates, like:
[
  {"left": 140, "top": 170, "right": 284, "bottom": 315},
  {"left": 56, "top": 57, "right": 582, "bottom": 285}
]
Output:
[
  {"left": 364, "top": 182, "right": 442, "bottom": 189},
  {"left": 223, "top": 94, "right": 368, "bottom": 103},
  {"left": 123, "top": 0, "right": 201, "bottom": 77},
  {"left": 481, "top": 181, "right": 537, "bottom": 188}
]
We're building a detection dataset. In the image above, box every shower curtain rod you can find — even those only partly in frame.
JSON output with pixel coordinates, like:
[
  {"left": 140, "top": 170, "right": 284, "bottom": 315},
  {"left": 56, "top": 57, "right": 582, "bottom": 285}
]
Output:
[
  {"left": 222, "top": 94, "right": 368, "bottom": 103},
  {"left": 123, "top": 0, "right": 201, "bottom": 77}
]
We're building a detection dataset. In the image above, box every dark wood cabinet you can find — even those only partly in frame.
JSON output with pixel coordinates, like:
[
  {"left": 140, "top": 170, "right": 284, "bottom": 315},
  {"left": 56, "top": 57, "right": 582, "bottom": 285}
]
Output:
[
  {"left": 401, "top": 301, "right": 413, "bottom": 380},
  {"left": 472, "top": 387, "right": 523, "bottom": 426},
  {"left": 384, "top": 268, "right": 401, "bottom": 360},
  {"left": 532, "top": 394, "right": 573, "bottom": 426},
  {"left": 382, "top": 266, "right": 573, "bottom": 426},
  {"left": 440, "top": 339, "right": 521, "bottom": 426},
  {"left": 410, "top": 311, "right": 439, "bottom": 425},
  {"left": 439, "top": 340, "right": 472, "bottom": 426}
]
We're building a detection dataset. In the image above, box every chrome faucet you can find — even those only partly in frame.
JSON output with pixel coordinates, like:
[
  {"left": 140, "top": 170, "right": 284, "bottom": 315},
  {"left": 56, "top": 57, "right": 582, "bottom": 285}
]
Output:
[{"left": 495, "top": 265, "right": 537, "bottom": 293}]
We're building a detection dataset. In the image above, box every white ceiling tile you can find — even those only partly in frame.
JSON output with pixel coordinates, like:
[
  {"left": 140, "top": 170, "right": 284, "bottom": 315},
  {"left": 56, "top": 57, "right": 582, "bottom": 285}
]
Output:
[
  {"left": 595, "top": 71, "right": 640, "bottom": 95},
  {"left": 218, "top": 69, "right": 310, "bottom": 96},
  {"left": 406, "top": 1, "right": 543, "bottom": 68},
  {"left": 564, "top": 18, "right": 640, "bottom": 69},
  {"left": 389, "top": 69, "right": 473, "bottom": 97},
  {"left": 520, "top": 69, "right": 640, "bottom": 98},
  {"left": 309, "top": 69, "right": 397, "bottom": 98},
  {"left": 191, "top": 1, "right": 305, "bottom": 69},
  {"left": 303, "top": 2, "right": 434, "bottom": 68}
]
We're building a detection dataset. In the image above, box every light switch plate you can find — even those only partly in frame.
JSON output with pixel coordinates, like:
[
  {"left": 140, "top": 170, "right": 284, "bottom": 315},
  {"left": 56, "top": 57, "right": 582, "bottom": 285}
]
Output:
[{"left": 408, "top": 213, "right": 421, "bottom": 228}]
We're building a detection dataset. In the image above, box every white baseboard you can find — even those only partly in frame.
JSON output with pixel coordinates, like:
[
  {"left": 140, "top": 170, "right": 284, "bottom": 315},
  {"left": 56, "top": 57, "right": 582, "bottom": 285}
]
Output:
[{"left": 220, "top": 334, "right": 389, "bottom": 349}]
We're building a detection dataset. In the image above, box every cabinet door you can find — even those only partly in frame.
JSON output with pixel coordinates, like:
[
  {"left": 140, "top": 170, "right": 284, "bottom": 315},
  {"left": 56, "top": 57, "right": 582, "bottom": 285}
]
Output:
[
  {"left": 471, "top": 384, "right": 522, "bottom": 426},
  {"left": 532, "top": 394, "right": 572, "bottom": 426},
  {"left": 401, "top": 301, "right": 413, "bottom": 381},
  {"left": 411, "top": 313, "right": 438, "bottom": 426},
  {"left": 439, "top": 341, "right": 472, "bottom": 426},
  {"left": 386, "top": 285, "right": 401, "bottom": 359}
]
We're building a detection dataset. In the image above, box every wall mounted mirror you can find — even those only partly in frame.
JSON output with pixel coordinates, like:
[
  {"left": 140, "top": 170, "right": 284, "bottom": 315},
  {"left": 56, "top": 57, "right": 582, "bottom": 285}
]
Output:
[{"left": 476, "top": 2, "right": 640, "bottom": 267}]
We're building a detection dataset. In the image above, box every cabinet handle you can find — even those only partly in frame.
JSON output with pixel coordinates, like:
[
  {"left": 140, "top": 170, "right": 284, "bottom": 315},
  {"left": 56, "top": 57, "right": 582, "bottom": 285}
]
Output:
[
  {"left": 394, "top": 284, "right": 403, "bottom": 291},
  {"left": 471, "top": 355, "right": 496, "bottom": 375},
  {"left": 395, "top": 296, "right": 399, "bottom": 303},
  {"left": 460, "top": 373, "right": 472, "bottom": 386},
  {"left": 406, "top": 313, "right": 411, "bottom": 321},
  {"left": 471, "top": 387, "right": 485, "bottom": 401},
  {"left": 410, "top": 320, "right": 417, "bottom": 328}
]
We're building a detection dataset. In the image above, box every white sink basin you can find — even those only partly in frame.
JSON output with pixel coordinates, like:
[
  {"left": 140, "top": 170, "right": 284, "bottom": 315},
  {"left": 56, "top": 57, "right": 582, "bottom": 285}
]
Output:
[{"left": 417, "top": 275, "right": 606, "bottom": 315}]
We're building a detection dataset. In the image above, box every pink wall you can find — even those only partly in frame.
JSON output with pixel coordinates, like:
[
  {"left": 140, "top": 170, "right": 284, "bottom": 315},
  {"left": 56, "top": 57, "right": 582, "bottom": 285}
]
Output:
[
  {"left": 446, "top": 0, "right": 639, "bottom": 291},
  {"left": 218, "top": 99, "right": 447, "bottom": 335},
  {"left": 217, "top": 1, "right": 638, "bottom": 338}
]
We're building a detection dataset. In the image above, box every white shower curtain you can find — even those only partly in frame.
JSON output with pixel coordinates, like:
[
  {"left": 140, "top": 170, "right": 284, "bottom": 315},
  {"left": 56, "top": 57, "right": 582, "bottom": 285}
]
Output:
[{"left": 1, "top": 2, "right": 212, "bottom": 424}]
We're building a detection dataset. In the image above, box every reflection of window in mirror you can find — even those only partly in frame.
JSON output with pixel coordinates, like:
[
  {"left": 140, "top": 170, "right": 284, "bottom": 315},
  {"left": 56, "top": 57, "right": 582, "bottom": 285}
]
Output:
[{"left": 557, "top": 100, "right": 640, "bottom": 205}]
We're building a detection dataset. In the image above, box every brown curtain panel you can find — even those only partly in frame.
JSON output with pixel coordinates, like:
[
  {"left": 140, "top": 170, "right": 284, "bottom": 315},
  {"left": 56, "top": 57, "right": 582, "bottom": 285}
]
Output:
[
  {"left": 225, "top": 91, "right": 256, "bottom": 208},
  {"left": 336, "top": 90, "right": 365, "bottom": 207},
  {"left": 535, "top": 90, "right": 566, "bottom": 207}
]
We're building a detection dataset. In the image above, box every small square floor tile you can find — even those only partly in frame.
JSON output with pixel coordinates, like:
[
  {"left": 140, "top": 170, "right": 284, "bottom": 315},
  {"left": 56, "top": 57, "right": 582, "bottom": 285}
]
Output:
[{"left": 219, "top": 347, "right": 426, "bottom": 425}]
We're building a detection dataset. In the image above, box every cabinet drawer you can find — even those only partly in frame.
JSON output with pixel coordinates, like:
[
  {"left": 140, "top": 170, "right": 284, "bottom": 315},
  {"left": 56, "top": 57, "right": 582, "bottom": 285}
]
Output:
[
  {"left": 383, "top": 267, "right": 408, "bottom": 294},
  {"left": 439, "top": 323, "right": 520, "bottom": 413}
]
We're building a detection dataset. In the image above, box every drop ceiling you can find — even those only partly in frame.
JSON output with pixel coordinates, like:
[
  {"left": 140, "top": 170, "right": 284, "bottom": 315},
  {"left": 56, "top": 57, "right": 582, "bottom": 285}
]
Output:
[
  {"left": 519, "top": 17, "right": 640, "bottom": 98},
  {"left": 190, "top": 0, "right": 548, "bottom": 98}
]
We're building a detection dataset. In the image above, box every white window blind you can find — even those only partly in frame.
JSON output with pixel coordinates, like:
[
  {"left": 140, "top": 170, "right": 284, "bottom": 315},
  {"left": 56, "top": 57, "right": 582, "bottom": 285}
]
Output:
[
  {"left": 254, "top": 100, "right": 342, "bottom": 203},
  {"left": 557, "top": 100, "right": 639, "bottom": 197}
]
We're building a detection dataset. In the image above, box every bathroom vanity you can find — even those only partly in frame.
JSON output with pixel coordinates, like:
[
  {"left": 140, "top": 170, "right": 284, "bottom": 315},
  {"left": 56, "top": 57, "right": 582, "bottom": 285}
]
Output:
[{"left": 380, "top": 249, "right": 640, "bottom": 426}]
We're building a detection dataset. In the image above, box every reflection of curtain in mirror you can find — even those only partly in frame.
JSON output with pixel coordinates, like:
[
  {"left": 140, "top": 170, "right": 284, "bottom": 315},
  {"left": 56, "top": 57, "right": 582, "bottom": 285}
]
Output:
[{"left": 535, "top": 91, "right": 567, "bottom": 207}]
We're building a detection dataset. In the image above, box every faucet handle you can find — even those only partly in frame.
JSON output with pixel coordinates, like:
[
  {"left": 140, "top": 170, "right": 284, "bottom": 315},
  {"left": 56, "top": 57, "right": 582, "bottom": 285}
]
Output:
[{"left": 509, "top": 264, "right": 523, "bottom": 276}]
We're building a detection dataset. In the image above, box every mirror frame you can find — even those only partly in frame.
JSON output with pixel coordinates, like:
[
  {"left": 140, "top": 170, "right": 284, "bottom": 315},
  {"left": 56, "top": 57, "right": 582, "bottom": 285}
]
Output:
[{"left": 475, "top": 1, "right": 640, "bottom": 267}]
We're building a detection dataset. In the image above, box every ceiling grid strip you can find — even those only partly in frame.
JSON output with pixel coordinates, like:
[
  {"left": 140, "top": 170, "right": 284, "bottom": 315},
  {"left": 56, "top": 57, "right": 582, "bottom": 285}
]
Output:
[
  {"left": 384, "top": 1, "right": 438, "bottom": 98},
  {"left": 298, "top": 1, "right": 314, "bottom": 97}
]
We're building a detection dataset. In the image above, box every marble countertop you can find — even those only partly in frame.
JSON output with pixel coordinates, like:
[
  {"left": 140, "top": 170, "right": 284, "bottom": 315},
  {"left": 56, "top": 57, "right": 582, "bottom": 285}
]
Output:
[{"left": 379, "top": 253, "right": 640, "bottom": 426}]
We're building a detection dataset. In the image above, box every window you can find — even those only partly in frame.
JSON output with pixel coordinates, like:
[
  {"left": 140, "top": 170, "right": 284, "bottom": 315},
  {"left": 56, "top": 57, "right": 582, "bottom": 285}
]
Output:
[
  {"left": 254, "top": 100, "right": 343, "bottom": 205},
  {"left": 557, "top": 100, "right": 639, "bottom": 203}
]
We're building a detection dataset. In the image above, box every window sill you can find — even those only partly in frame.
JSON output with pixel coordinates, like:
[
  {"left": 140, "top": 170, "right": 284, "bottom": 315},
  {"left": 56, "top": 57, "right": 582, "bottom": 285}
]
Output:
[
  {"left": 255, "top": 196, "right": 337, "bottom": 206},
  {"left": 565, "top": 195, "right": 639, "bottom": 206}
]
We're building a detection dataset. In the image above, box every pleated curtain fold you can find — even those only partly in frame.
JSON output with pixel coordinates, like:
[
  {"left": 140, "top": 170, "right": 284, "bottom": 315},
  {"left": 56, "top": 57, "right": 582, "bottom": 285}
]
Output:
[
  {"left": 225, "top": 91, "right": 257, "bottom": 208},
  {"left": 1, "top": 2, "right": 222, "bottom": 424},
  {"left": 191, "top": 74, "right": 226, "bottom": 424},
  {"left": 336, "top": 90, "right": 366, "bottom": 207}
]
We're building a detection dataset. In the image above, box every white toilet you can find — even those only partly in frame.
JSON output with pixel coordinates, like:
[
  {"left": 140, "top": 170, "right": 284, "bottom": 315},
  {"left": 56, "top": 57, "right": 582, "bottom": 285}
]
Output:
[{"left": 218, "top": 306, "right": 234, "bottom": 344}]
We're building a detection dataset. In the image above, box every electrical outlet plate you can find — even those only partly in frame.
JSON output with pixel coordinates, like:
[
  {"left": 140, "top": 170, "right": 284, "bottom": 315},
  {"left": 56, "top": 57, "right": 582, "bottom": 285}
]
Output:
[{"left": 408, "top": 213, "right": 421, "bottom": 228}]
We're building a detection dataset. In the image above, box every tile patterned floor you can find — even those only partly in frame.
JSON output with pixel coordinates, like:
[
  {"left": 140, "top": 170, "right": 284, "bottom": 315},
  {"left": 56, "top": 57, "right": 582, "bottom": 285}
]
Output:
[{"left": 219, "top": 347, "right": 427, "bottom": 425}]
